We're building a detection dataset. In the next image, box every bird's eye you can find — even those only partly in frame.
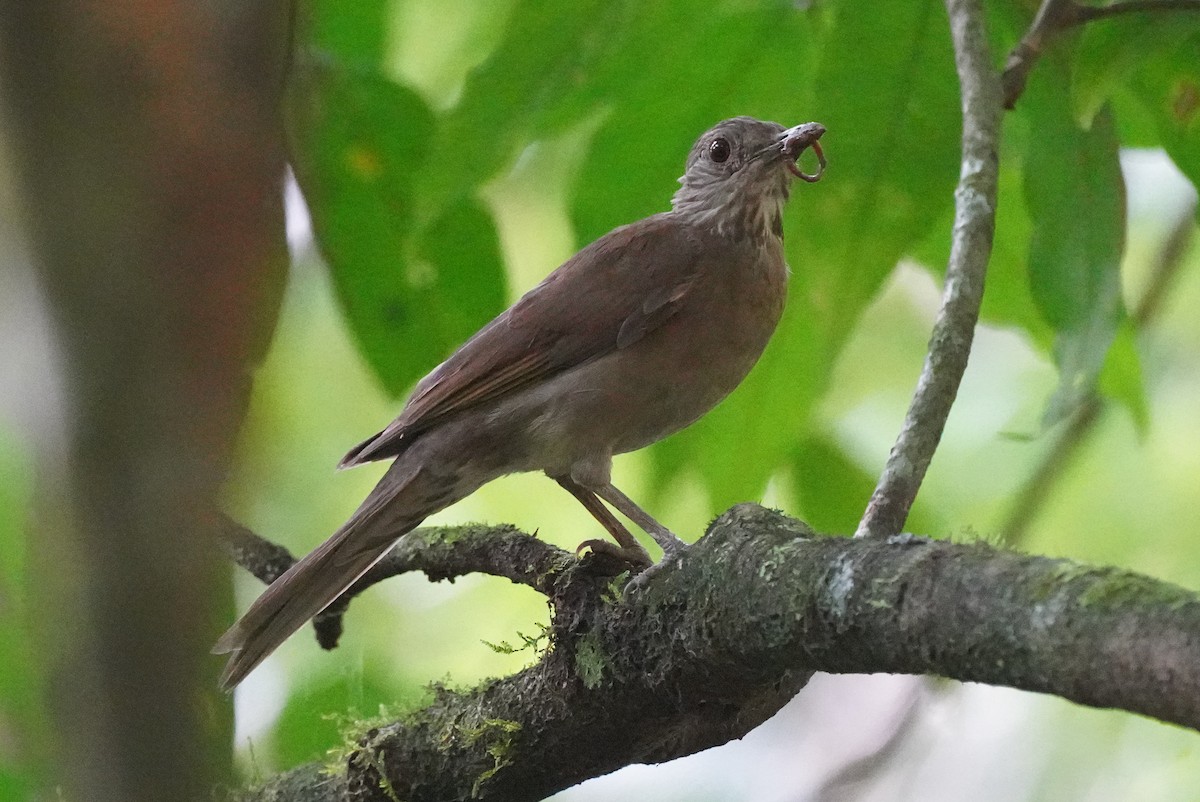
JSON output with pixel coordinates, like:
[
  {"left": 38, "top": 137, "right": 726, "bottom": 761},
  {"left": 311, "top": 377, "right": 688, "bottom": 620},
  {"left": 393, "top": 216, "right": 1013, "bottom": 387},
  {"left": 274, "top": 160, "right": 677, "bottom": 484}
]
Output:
[{"left": 708, "top": 137, "right": 731, "bottom": 163}]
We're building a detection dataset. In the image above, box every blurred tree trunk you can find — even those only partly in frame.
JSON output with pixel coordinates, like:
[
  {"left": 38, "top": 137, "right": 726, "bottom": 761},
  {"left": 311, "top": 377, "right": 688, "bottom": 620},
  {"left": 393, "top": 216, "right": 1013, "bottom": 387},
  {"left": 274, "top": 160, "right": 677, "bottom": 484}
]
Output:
[{"left": 0, "top": 2, "right": 290, "bottom": 799}]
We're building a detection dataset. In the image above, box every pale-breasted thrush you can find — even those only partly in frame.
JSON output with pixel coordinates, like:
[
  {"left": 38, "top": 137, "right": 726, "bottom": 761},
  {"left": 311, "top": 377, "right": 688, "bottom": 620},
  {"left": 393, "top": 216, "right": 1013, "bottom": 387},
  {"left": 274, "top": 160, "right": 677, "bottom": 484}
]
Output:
[{"left": 216, "top": 116, "right": 827, "bottom": 688}]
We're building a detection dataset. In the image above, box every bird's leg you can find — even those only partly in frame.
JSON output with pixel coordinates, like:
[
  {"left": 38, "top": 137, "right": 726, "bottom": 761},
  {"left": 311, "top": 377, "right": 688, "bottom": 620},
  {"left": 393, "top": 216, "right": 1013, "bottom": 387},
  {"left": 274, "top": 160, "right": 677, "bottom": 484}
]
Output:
[
  {"left": 552, "top": 476, "right": 653, "bottom": 569},
  {"left": 593, "top": 482, "right": 687, "bottom": 555}
]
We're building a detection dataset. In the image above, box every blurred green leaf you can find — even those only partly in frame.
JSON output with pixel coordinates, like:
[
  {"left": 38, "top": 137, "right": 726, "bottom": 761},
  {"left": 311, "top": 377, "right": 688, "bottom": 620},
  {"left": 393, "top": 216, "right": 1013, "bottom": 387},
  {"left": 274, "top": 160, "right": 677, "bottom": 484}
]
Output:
[
  {"left": 656, "top": 0, "right": 961, "bottom": 511},
  {"left": 791, "top": 433, "right": 941, "bottom": 537},
  {"left": 792, "top": 433, "right": 873, "bottom": 535},
  {"left": 418, "top": 0, "right": 626, "bottom": 209},
  {"left": 1023, "top": 85, "right": 1129, "bottom": 425},
  {"left": 0, "top": 436, "right": 49, "bottom": 795},
  {"left": 425, "top": 1, "right": 810, "bottom": 224},
  {"left": 270, "top": 670, "right": 424, "bottom": 768},
  {"left": 1098, "top": 318, "right": 1149, "bottom": 435},
  {"left": 304, "top": 0, "right": 390, "bottom": 64},
  {"left": 289, "top": 61, "right": 506, "bottom": 396},
  {"left": 1131, "top": 31, "right": 1200, "bottom": 198},
  {"left": 415, "top": 197, "right": 508, "bottom": 347},
  {"left": 1073, "top": 15, "right": 1200, "bottom": 130}
]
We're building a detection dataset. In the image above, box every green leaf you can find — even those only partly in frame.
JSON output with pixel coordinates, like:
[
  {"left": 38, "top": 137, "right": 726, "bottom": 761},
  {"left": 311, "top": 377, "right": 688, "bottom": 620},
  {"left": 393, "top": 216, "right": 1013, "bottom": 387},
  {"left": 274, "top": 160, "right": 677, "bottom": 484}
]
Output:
[
  {"left": 1098, "top": 318, "right": 1149, "bottom": 435},
  {"left": 417, "top": 0, "right": 627, "bottom": 209},
  {"left": 1073, "top": 14, "right": 1200, "bottom": 129},
  {"left": 1022, "top": 83, "right": 1128, "bottom": 425},
  {"left": 654, "top": 0, "right": 962, "bottom": 511},
  {"left": 303, "top": 0, "right": 391, "bottom": 64},
  {"left": 1131, "top": 31, "right": 1200, "bottom": 198},
  {"left": 791, "top": 434, "right": 878, "bottom": 535},
  {"left": 414, "top": 196, "right": 508, "bottom": 357},
  {"left": 270, "top": 670, "right": 424, "bottom": 768},
  {"left": 288, "top": 61, "right": 506, "bottom": 396},
  {"left": 424, "top": 1, "right": 811, "bottom": 220},
  {"left": 791, "top": 433, "right": 940, "bottom": 537},
  {"left": 0, "top": 436, "right": 50, "bottom": 794}
]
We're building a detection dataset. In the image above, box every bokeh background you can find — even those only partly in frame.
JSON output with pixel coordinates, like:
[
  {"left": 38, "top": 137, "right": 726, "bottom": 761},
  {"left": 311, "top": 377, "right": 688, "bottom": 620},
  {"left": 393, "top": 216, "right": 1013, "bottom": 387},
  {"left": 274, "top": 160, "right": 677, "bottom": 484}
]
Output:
[{"left": 1, "top": 0, "right": 1199, "bottom": 799}]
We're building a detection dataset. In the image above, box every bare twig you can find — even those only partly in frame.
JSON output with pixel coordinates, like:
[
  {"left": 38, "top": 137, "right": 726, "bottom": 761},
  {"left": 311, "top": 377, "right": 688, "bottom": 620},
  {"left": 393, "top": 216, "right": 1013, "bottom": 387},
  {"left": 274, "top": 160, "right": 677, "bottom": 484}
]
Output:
[
  {"left": 1000, "top": 200, "right": 1197, "bottom": 544},
  {"left": 1001, "top": 0, "right": 1200, "bottom": 108},
  {"left": 856, "top": 0, "right": 1002, "bottom": 538},
  {"left": 219, "top": 514, "right": 296, "bottom": 585}
]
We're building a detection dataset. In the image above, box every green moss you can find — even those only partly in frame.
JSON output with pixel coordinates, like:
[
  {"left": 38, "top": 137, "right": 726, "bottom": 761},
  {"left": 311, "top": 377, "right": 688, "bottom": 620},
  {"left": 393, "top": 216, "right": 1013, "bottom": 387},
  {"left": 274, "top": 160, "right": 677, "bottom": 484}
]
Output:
[
  {"left": 1018, "top": 558, "right": 1200, "bottom": 612},
  {"left": 373, "top": 754, "right": 404, "bottom": 802},
  {"left": 462, "top": 719, "right": 522, "bottom": 798},
  {"left": 322, "top": 696, "right": 431, "bottom": 778},
  {"left": 1023, "top": 560, "right": 1100, "bottom": 602},
  {"left": 602, "top": 572, "right": 631, "bottom": 604},
  {"left": 1076, "top": 571, "right": 1197, "bottom": 612},
  {"left": 482, "top": 623, "right": 550, "bottom": 656},
  {"left": 414, "top": 523, "right": 512, "bottom": 548},
  {"left": 327, "top": 738, "right": 403, "bottom": 801},
  {"left": 573, "top": 631, "right": 609, "bottom": 690}
]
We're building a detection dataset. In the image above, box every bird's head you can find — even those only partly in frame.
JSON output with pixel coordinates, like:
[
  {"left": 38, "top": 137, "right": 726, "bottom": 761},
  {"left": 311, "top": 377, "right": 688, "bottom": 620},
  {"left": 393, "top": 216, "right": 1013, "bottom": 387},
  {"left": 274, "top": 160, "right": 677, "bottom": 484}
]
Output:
[{"left": 671, "top": 116, "right": 826, "bottom": 242}]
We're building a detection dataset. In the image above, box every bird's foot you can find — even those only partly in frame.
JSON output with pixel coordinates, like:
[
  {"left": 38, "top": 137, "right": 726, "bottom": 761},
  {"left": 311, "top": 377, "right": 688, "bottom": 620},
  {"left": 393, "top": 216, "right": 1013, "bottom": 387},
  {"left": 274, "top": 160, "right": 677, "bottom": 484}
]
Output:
[
  {"left": 575, "top": 538, "right": 652, "bottom": 575},
  {"left": 624, "top": 541, "right": 689, "bottom": 594},
  {"left": 643, "top": 524, "right": 687, "bottom": 557}
]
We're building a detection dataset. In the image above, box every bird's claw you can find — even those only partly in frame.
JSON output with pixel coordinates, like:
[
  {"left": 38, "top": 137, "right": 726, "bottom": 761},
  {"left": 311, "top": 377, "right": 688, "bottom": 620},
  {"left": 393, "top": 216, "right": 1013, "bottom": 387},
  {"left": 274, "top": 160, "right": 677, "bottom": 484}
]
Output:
[
  {"left": 575, "top": 538, "right": 652, "bottom": 575},
  {"left": 623, "top": 543, "right": 688, "bottom": 595}
]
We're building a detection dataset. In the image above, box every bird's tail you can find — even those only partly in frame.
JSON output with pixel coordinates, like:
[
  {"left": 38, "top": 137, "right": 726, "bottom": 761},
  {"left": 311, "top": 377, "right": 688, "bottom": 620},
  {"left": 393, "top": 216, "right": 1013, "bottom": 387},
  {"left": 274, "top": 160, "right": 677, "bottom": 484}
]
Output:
[{"left": 214, "top": 461, "right": 464, "bottom": 689}]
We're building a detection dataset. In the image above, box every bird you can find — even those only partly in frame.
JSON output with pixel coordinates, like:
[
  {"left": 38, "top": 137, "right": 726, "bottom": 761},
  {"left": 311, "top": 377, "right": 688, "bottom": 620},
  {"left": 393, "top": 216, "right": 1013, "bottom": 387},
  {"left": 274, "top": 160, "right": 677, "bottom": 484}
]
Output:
[{"left": 215, "top": 116, "right": 827, "bottom": 689}]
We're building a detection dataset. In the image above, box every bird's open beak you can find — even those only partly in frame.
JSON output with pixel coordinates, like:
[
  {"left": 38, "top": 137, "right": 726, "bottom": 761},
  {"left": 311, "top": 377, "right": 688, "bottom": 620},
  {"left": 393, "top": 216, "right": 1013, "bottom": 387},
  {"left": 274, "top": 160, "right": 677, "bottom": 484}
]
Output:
[{"left": 780, "top": 122, "right": 827, "bottom": 183}]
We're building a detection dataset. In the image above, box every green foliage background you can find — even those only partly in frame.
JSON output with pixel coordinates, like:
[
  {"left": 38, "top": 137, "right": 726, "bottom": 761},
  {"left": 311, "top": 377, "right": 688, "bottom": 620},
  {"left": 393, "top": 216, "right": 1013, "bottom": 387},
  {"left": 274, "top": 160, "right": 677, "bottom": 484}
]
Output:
[{"left": 3, "top": 0, "right": 1200, "bottom": 798}]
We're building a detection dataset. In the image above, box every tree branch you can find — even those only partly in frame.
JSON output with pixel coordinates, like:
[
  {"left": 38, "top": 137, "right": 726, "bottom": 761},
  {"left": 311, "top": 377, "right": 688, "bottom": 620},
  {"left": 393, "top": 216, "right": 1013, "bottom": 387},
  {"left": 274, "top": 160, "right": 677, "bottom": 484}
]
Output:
[
  {"left": 857, "top": 0, "right": 1002, "bottom": 538},
  {"left": 233, "top": 505, "right": 1200, "bottom": 802}
]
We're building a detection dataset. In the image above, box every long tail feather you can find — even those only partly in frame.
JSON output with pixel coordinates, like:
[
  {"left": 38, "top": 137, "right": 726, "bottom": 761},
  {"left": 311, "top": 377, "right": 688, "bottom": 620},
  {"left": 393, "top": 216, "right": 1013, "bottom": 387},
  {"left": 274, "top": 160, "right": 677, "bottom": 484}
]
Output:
[
  {"left": 214, "top": 524, "right": 399, "bottom": 689},
  {"left": 215, "top": 462, "right": 450, "bottom": 689}
]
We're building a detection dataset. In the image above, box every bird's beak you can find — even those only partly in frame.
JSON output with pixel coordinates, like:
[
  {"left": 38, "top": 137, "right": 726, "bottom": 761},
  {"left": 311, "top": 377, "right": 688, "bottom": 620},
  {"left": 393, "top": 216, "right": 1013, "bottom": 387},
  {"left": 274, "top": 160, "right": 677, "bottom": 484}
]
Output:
[{"left": 779, "top": 122, "right": 827, "bottom": 183}]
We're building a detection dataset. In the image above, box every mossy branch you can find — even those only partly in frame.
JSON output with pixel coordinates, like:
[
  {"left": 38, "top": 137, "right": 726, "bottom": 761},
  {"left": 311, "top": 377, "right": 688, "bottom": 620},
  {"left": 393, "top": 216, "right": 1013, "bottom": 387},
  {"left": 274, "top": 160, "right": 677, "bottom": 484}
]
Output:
[{"left": 232, "top": 505, "right": 1200, "bottom": 802}]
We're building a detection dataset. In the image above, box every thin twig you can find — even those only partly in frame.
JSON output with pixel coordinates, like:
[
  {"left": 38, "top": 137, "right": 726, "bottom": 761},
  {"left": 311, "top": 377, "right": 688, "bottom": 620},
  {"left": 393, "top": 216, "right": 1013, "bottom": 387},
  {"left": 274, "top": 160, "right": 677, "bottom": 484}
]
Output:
[
  {"left": 1001, "top": 0, "right": 1075, "bottom": 109},
  {"left": 856, "top": 0, "right": 1002, "bottom": 538},
  {"left": 1000, "top": 201, "right": 1197, "bottom": 544},
  {"left": 219, "top": 514, "right": 297, "bottom": 585}
]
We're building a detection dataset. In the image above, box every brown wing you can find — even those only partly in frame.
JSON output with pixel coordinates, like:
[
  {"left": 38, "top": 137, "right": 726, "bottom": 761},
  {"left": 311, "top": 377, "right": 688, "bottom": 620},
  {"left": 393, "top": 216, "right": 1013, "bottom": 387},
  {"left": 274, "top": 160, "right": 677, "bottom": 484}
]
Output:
[{"left": 340, "top": 213, "right": 708, "bottom": 467}]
